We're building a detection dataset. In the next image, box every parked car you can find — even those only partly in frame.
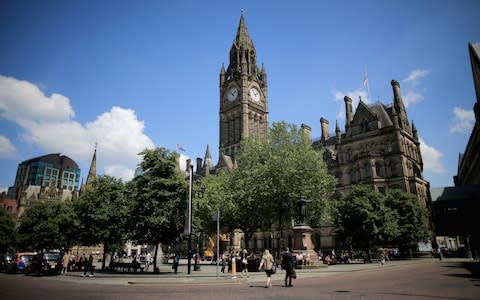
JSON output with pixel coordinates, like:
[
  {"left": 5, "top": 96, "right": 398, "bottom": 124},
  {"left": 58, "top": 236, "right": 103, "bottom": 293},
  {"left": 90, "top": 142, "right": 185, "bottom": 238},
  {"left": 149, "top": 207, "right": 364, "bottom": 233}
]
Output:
[
  {"left": 0, "top": 253, "right": 15, "bottom": 273},
  {"left": 25, "top": 251, "right": 62, "bottom": 275},
  {"left": 13, "top": 252, "right": 36, "bottom": 273}
]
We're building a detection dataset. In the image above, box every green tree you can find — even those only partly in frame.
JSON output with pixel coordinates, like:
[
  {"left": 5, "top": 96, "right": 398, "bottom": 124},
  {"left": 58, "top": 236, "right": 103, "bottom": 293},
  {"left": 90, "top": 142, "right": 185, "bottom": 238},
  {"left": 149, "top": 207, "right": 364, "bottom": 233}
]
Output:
[
  {"left": 127, "top": 148, "right": 188, "bottom": 273},
  {"left": 0, "top": 209, "right": 16, "bottom": 253},
  {"left": 384, "top": 190, "right": 432, "bottom": 254},
  {"left": 195, "top": 121, "right": 336, "bottom": 253},
  {"left": 74, "top": 175, "right": 129, "bottom": 270},
  {"left": 193, "top": 172, "right": 233, "bottom": 236},
  {"left": 17, "top": 201, "right": 73, "bottom": 251},
  {"left": 335, "top": 185, "right": 398, "bottom": 261}
]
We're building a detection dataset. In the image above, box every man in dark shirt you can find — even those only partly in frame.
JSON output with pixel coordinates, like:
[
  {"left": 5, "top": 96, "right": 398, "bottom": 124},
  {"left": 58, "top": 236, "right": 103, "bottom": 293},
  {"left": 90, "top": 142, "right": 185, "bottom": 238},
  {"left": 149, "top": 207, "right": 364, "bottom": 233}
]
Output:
[
  {"left": 82, "top": 253, "right": 94, "bottom": 277},
  {"left": 281, "top": 247, "right": 294, "bottom": 287}
]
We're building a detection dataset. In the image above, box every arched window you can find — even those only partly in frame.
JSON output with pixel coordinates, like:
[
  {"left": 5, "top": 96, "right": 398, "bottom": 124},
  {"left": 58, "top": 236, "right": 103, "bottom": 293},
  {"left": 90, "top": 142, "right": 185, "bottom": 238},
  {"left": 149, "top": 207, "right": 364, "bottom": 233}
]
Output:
[
  {"left": 350, "top": 169, "right": 358, "bottom": 184},
  {"left": 375, "top": 162, "right": 383, "bottom": 177},
  {"left": 364, "top": 163, "right": 371, "bottom": 178},
  {"left": 389, "top": 161, "right": 396, "bottom": 177},
  {"left": 361, "top": 119, "right": 369, "bottom": 132}
]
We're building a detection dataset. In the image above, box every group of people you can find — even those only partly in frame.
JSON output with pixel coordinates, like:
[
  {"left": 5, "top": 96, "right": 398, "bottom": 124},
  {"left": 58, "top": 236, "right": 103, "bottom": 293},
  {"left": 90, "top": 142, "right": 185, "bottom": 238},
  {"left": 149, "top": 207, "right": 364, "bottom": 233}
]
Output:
[
  {"left": 219, "top": 248, "right": 250, "bottom": 275},
  {"left": 259, "top": 248, "right": 295, "bottom": 288},
  {"left": 61, "top": 252, "right": 95, "bottom": 277}
]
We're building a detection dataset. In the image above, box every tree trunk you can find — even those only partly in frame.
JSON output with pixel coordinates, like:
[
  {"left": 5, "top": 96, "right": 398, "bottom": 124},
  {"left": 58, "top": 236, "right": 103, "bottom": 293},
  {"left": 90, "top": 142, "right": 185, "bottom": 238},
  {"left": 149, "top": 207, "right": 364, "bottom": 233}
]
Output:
[
  {"left": 153, "top": 242, "right": 159, "bottom": 273},
  {"left": 101, "top": 243, "right": 107, "bottom": 271}
]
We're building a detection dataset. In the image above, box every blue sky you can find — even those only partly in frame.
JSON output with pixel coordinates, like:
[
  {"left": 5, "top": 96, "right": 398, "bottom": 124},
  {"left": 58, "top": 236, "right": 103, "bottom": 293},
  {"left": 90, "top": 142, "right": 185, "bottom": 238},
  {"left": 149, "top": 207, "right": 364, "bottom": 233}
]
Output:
[{"left": 1, "top": 0, "right": 479, "bottom": 191}]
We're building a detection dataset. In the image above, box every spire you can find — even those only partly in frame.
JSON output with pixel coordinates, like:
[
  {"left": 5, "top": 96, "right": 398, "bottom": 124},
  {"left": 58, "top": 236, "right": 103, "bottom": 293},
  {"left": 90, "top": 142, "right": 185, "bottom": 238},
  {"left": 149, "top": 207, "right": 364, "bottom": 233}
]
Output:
[
  {"left": 412, "top": 121, "right": 418, "bottom": 140},
  {"left": 85, "top": 145, "right": 97, "bottom": 188},
  {"left": 227, "top": 13, "right": 258, "bottom": 79},
  {"left": 220, "top": 63, "right": 225, "bottom": 86},
  {"left": 335, "top": 120, "right": 341, "bottom": 144},
  {"left": 260, "top": 63, "right": 267, "bottom": 82},
  {"left": 235, "top": 13, "right": 254, "bottom": 49},
  {"left": 203, "top": 144, "right": 212, "bottom": 167}
]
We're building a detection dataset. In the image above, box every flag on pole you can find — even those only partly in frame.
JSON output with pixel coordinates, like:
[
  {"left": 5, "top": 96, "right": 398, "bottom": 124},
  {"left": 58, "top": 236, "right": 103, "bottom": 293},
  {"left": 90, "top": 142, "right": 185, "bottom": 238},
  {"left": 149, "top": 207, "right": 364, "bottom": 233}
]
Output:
[
  {"left": 363, "top": 68, "right": 372, "bottom": 102},
  {"left": 363, "top": 70, "right": 369, "bottom": 87},
  {"left": 176, "top": 144, "right": 186, "bottom": 152}
]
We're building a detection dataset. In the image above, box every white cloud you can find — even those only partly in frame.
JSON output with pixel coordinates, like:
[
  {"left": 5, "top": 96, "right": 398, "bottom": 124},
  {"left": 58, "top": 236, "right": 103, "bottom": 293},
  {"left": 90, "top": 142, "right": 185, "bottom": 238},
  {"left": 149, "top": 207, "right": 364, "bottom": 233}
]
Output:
[
  {"left": 0, "top": 135, "right": 16, "bottom": 157},
  {"left": 399, "top": 69, "right": 431, "bottom": 107},
  {"left": 403, "top": 69, "right": 431, "bottom": 83},
  {"left": 419, "top": 138, "right": 446, "bottom": 174},
  {"left": 449, "top": 107, "right": 475, "bottom": 133},
  {"left": 402, "top": 91, "right": 424, "bottom": 107},
  {"left": 0, "top": 75, "right": 155, "bottom": 182},
  {"left": 332, "top": 88, "right": 370, "bottom": 120},
  {"left": 0, "top": 75, "right": 74, "bottom": 125}
]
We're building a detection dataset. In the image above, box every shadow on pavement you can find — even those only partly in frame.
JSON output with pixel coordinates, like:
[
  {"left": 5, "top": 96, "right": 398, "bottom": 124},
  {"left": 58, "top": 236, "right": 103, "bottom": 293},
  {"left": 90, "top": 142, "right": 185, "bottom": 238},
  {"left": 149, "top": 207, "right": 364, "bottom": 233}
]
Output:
[{"left": 443, "top": 261, "right": 480, "bottom": 285}]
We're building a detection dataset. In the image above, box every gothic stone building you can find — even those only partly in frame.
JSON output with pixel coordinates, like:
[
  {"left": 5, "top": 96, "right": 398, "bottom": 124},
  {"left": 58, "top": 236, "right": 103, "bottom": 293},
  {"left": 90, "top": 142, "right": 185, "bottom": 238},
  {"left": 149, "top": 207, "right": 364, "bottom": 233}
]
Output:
[
  {"left": 195, "top": 14, "right": 431, "bottom": 253},
  {"left": 196, "top": 14, "right": 268, "bottom": 175},
  {"left": 312, "top": 81, "right": 431, "bottom": 207}
]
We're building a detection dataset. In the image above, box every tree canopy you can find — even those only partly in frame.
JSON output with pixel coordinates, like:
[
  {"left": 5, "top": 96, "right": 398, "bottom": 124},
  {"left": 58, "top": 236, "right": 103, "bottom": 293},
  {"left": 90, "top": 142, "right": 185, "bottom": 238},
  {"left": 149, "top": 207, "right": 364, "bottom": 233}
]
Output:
[
  {"left": 195, "top": 121, "right": 336, "bottom": 249},
  {"left": 74, "top": 175, "right": 128, "bottom": 269},
  {"left": 127, "top": 147, "right": 188, "bottom": 272},
  {"left": 335, "top": 185, "right": 432, "bottom": 257},
  {"left": 0, "top": 209, "right": 16, "bottom": 253},
  {"left": 384, "top": 189, "right": 432, "bottom": 251},
  {"left": 17, "top": 201, "right": 74, "bottom": 252}
]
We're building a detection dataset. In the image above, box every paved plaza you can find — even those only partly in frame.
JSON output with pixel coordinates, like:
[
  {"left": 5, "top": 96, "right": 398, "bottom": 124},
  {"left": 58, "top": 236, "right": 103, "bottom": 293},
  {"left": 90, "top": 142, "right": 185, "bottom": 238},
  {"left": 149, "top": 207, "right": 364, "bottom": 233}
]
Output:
[{"left": 1, "top": 258, "right": 479, "bottom": 299}]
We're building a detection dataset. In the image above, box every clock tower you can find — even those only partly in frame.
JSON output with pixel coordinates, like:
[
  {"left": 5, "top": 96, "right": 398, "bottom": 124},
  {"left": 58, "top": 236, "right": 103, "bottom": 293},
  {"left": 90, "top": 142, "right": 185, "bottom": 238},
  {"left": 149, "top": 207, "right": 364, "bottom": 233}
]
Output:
[{"left": 219, "top": 14, "right": 268, "bottom": 162}]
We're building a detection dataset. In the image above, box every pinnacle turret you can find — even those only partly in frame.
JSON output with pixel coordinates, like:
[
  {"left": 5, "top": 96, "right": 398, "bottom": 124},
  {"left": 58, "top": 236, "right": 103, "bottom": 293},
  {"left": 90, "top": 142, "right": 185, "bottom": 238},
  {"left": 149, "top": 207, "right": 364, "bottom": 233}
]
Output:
[
  {"left": 226, "top": 14, "right": 259, "bottom": 79},
  {"left": 234, "top": 14, "right": 254, "bottom": 49}
]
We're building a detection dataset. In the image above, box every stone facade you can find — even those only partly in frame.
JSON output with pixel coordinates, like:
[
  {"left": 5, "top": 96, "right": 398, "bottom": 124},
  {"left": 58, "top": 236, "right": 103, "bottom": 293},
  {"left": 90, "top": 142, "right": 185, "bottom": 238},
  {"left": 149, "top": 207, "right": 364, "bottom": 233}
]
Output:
[
  {"left": 454, "top": 43, "right": 480, "bottom": 186},
  {"left": 195, "top": 14, "right": 432, "bottom": 254},
  {"left": 311, "top": 80, "right": 431, "bottom": 207},
  {"left": 218, "top": 14, "right": 268, "bottom": 163}
]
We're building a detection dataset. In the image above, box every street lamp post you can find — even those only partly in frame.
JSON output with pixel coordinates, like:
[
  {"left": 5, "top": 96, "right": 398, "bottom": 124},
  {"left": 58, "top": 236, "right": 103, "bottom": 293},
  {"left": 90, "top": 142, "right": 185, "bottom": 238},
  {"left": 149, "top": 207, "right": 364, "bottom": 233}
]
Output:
[{"left": 187, "top": 164, "right": 193, "bottom": 274}]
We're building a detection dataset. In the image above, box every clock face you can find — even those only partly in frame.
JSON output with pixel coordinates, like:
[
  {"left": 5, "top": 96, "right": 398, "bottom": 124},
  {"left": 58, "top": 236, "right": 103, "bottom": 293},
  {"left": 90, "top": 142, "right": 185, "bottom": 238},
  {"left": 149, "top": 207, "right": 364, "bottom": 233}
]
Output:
[
  {"left": 249, "top": 87, "right": 261, "bottom": 102},
  {"left": 227, "top": 87, "right": 238, "bottom": 101}
]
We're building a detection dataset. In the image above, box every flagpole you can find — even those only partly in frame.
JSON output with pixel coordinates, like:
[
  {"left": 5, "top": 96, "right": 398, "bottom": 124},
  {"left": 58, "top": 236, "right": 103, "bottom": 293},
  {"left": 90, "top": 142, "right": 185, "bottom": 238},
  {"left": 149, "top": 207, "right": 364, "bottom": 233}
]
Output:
[
  {"left": 216, "top": 210, "right": 220, "bottom": 280},
  {"left": 364, "top": 68, "right": 371, "bottom": 102}
]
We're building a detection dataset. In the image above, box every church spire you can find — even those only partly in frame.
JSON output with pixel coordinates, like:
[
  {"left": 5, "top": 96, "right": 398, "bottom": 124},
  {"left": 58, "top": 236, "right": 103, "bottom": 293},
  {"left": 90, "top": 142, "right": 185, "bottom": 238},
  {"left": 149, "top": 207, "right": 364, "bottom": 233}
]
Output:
[
  {"left": 203, "top": 144, "right": 212, "bottom": 168},
  {"left": 227, "top": 13, "right": 258, "bottom": 79},
  {"left": 235, "top": 13, "right": 254, "bottom": 49},
  {"left": 85, "top": 144, "right": 97, "bottom": 189}
]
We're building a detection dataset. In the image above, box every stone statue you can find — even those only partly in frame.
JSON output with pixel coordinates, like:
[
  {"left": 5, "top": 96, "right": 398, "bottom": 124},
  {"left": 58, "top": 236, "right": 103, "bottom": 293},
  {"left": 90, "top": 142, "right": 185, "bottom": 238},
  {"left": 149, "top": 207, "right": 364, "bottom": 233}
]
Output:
[{"left": 297, "top": 198, "right": 308, "bottom": 224}]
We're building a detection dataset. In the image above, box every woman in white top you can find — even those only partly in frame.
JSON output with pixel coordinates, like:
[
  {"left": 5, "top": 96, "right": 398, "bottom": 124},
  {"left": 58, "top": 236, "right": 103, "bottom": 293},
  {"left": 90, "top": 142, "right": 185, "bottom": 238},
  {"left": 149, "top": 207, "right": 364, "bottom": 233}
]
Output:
[{"left": 258, "top": 249, "right": 275, "bottom": 288}]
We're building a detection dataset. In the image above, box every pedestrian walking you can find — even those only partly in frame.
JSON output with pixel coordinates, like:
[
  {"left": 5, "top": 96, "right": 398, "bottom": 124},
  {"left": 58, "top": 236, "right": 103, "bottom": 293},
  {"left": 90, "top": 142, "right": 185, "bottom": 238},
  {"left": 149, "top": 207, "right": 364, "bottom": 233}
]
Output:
[
  {"left": 62, "top": 252, "right": 70, "bottom": 275},
  {"left": 82, "top": 252, "right": 94, "bottom": 277},
  {"left": 221, "top": 252, "right": 226, "bottom": 273},
  {"left": 379, "top": 249, "right": 386, "bottom": 266},
  {"left": 241, "top": 248, "right": 248, "bottom": 278},
  {"left": 281, "top": 247, "right": 294, "bottom": 287},
  {"left": 172, "top": 253, "right": 179, "bottom": 274},
  {"left": 258, "top": 249, "right": 275, "bottom": 288},
  {"left": 145, "top": 253, "right": 152, "bottom": 272}
]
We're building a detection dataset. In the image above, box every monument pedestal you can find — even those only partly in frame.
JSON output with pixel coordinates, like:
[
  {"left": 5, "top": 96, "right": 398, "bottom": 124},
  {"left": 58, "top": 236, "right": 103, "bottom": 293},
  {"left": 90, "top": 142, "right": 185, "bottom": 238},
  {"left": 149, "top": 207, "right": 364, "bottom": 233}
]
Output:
[{"left": 292, "top": 224, "right": 319, "bottom": 264}]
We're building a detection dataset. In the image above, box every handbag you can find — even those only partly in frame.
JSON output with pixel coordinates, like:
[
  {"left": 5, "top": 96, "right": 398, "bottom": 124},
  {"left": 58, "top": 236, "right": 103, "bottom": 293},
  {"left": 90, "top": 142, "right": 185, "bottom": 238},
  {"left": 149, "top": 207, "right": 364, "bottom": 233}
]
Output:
[
  {"left": 290, "top": 269, "right": 296, "bottom": 279},
  {"left": 271, "top": 264, "right": 276, "bottom": 274},
  {"left": 242, "top": 258, "right": 247, "bottom": 264}
]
